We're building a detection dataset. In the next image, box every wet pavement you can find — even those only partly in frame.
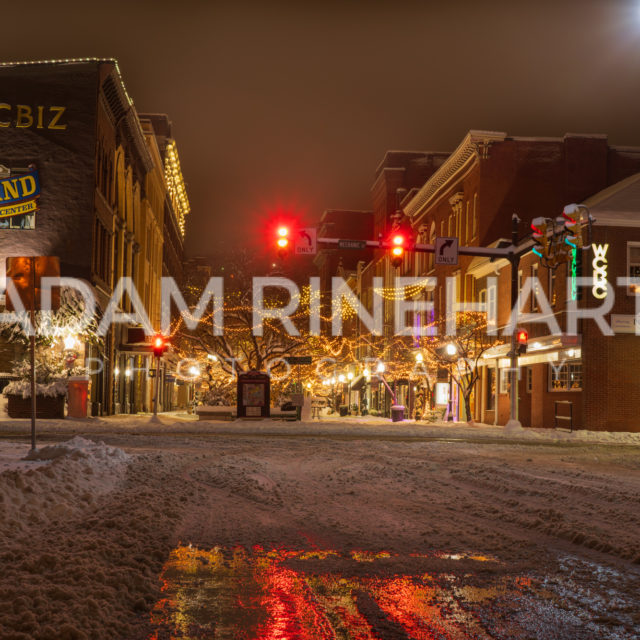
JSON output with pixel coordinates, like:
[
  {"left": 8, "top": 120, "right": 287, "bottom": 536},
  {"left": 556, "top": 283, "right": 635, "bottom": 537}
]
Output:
[{"left": 147, "top": 546, "right": 638, "bottom": 639}]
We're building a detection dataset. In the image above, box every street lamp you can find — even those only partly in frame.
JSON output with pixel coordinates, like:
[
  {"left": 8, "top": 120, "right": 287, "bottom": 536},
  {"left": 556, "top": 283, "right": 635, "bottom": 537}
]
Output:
[
  {"left": 347, "top": 371, "right": 354, "bottom": 414},
  {"left": 188, "top": 365, "right": 200, "bottom": 413},
  {"left": 445, "top": 343, "right": 457, "bottom": 422}
]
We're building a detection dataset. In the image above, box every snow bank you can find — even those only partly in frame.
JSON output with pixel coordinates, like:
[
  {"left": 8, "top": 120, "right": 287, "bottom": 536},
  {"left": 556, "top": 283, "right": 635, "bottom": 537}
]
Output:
[
  {"left": 24, "top": 435, "right": 130, "bottom": 465},
  {"left": 0, "top": 437, "right": 185, "bottom": 640},
  {"left": 0, "top": 437, "right": 131, "bottom": 535}
]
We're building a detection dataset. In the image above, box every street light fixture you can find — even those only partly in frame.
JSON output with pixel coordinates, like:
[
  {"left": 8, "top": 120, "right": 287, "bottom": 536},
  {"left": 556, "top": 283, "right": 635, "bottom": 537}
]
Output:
[{"left": 444, "top": 343, "right": 457, "bottom": 422}]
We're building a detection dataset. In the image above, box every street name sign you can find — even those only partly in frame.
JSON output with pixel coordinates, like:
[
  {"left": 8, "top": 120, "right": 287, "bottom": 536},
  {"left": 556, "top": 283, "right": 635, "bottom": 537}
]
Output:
[
  {"left": 295, "top": 228, "right": 317, "bottom": 255},
  {"left": 435, "top": 237, "right": 459, "bottom": 265},
  {"left": 338, "top": 239, "right": 366, "bottom": 250}
]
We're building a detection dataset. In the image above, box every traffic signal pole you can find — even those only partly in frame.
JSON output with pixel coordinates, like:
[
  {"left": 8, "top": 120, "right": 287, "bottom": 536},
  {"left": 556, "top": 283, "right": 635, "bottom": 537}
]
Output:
[
  {"left": 507, "top": 214, "right": 522, "bottom": 430},
  {"left": 152, "top": 355, "right": 161, "bottom": 417}
]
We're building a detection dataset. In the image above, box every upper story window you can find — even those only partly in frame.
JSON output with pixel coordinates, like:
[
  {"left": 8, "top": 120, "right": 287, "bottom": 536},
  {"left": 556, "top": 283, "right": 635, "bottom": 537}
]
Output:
[
  {"left": 530, "top": 264, "right": 539, "bottom": 312},
  {"left": 628, "top": 242, "right": 640, "bottom": 295},
  {"left": 548, "top": 267, "right": 557, "bottom": 306}
]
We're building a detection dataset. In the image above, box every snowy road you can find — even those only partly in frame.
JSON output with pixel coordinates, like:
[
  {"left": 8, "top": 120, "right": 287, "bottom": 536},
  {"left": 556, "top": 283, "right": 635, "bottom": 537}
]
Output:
[{"left": 0, "top": 418, "right": 639, "bottom": 638}]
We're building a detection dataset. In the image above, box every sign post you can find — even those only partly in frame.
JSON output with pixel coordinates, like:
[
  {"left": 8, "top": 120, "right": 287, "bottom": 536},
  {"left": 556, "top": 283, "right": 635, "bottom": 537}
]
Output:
[{"left": 6, "top": 256, "right": 60, "bottom": 450}]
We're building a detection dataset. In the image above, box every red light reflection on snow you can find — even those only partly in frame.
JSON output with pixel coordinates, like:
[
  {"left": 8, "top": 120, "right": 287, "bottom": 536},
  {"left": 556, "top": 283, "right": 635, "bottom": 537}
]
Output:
[{"left": 147, "top": 546, "right": 506, "bottom": 639}]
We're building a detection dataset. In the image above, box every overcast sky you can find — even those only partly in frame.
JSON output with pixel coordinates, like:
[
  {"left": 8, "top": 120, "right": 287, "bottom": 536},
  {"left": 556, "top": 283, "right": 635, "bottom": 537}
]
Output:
[{"left": 2, "top": 0, "right": 640, "bottom": 257}]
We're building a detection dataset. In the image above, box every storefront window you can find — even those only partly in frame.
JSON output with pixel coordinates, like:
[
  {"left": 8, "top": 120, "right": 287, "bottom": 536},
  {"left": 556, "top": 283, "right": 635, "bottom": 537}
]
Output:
[
  {"left": 549, "top": 361, "right": 582, "bottom": 391},
  {"left": 499, "top": 368, "right": 510, "bottom": 394},
  {"left": 486, "top": 368, "right": 495, "bottom": 410}
]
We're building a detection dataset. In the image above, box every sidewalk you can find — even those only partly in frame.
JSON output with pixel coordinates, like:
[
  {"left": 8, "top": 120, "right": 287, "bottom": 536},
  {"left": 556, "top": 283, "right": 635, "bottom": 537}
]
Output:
[{"left": 0, "top": 412, "right": 638, "bottom": 445}]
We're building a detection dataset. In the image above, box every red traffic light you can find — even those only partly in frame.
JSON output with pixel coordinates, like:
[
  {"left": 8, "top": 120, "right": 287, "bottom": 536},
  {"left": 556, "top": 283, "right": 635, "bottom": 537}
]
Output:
[
  {"left": 275, "top": 226, "right": 291, "bottom": 258},
  {"left": 152, "top": 334, "right": 168, "bottom": 358},
  {"left": 516, "top": 329, "right": 528, "bottom": 355},
  {"left": 390, "top": 234, "right": 406, "bottom": 268}
]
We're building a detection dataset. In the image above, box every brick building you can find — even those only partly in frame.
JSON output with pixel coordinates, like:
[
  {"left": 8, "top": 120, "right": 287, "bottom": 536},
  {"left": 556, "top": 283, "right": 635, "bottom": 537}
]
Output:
[
  {"left": 333, "top": 131, "right": 640, "bottom": 430},
  {"left": 400, "top": 131, "right": 640, "bottom": 430},
  {"left": 0, "top": 59, "right": 189, "bottom": 415}
]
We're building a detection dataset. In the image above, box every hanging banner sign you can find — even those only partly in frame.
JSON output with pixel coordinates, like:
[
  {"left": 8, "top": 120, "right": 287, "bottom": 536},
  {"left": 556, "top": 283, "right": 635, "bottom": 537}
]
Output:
[{"left": 0, "top": 167, "right": 41, "bottom": 220}]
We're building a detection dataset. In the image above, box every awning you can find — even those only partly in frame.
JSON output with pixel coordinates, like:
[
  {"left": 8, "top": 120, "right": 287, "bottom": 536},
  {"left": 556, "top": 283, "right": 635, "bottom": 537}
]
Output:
[{"left": 350, "top": 375, "right": 366, "bottom": 391}]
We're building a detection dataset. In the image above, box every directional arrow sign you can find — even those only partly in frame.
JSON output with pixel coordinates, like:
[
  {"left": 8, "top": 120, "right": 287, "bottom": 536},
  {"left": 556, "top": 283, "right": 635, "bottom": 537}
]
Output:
[
  {"left": 294, "top": 227, "right": 317, "bottom": 255},
  {"left": 435, "top": 237, "right": 459, "bottom": 265}
]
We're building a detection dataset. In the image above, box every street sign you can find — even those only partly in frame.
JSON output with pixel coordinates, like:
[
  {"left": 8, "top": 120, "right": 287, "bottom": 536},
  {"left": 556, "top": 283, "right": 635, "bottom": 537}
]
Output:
[
  {"left": 285, "top": 356, "right": 312, "bottom": 365},
  {"left": 610, "top": 314, "right": 640, "bottom": 335},
  {"left": 338, "top": 239, "right": 366, "bottom": 250},
  {"left": 435, "top": 237, "right": 459, "bottom": 265},
  {"left": 294, "top": 227, "right": 317, "bottom": 255}
]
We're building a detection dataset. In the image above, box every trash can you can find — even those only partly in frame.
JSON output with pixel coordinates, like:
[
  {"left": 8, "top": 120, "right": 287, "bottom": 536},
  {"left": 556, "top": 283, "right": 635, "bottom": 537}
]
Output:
[
  {"left": 67, "top": 376, "right": 89, "bottom": 418},
  {"left": 391, "top": 404, "right": 405, "bottom": 422}
]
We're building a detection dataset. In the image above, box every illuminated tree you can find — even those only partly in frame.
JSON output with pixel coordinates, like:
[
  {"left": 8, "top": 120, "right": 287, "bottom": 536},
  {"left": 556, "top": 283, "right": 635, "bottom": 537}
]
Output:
[{"left": 421, "top": 312, "right": 501, "bottom": 424}]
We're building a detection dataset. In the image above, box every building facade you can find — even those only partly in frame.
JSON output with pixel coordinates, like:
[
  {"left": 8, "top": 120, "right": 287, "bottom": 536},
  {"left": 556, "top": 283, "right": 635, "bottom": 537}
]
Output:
[
  {"left": 0, "top": 59, "right": 189, "bottom": 415},
  {"left": 331, "top": 131, "right": 640, "bottom": 430}
]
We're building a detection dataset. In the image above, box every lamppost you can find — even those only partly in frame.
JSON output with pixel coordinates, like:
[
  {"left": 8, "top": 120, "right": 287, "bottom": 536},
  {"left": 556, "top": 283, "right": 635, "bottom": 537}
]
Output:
[
  {"left": 124, "top": 363, "right": 132, "bottom": 414},
  {"left": 338, "top": 374, "right": 346, "bottom": 414},
  {"left": 414, "top": 352, "right": 424, "bottom": 418},
  {"left": 363, "top": 367, "right": 371, "bottom": 415},
  {"left": 376, "top": 361, "right": 385, "bottom": 415},
  {"left": 347, "top": 371, "right": 354, "bottom": 414},
  {"left": 445, "top": 343, "right": 457, "bottom": 422},
  {"left": 188, "top": 365, "right": 200, "bottom": 413},
  {"left": 330, "top": 376, "right": 337, "bottom": 413}
]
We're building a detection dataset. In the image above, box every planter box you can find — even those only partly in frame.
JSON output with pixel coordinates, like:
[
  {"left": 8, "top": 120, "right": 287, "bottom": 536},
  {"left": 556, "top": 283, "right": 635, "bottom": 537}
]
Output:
[{"left": 6, "top": 394, "right": 65, "bottom": 419}]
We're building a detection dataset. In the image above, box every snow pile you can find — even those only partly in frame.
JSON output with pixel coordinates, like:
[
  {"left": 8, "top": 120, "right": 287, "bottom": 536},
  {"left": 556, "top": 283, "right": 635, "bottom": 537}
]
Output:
[
  {"left": 0, "top": 437, "right": 185, "bottom": 640},
  {"left": 24, "top": 435, "right": 130, "bottom": 466},
  {"left": 0, "top": 437, "right": 131, "bottom": 537}
]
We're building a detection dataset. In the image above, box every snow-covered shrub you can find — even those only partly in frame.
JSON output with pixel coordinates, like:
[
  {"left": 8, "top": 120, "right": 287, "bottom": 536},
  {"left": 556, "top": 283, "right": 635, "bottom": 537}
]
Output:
[
  {"left": 421, "top": 408, "right": 444, "bottom": 423},
  {"left": 3, "top": 351, "right": 86, "bottom": 399}
]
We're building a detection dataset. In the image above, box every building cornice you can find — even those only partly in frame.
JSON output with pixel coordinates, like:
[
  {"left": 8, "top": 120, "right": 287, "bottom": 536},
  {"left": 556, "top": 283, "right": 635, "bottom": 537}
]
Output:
[{"left": 404, "top": 131, "right": 507, "bottom": 224}]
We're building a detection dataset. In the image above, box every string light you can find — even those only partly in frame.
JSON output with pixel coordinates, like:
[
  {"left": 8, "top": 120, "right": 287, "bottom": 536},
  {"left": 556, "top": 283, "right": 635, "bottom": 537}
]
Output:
[{"left": 164, "top": 140, "right": 190, "bottom": 237}]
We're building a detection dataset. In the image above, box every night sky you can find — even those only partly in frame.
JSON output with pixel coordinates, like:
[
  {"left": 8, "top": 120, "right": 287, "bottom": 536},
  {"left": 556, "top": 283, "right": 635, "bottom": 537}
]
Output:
[{"left": 2, "top": 0, "right": 640, "bottom": 257}]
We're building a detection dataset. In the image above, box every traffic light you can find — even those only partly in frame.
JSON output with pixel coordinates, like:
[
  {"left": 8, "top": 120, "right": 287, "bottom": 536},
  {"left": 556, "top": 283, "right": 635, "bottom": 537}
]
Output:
[
  {"left": 531, "top": 217, "right": 549, "bottom": 259},
  {"left": 516, "top": 329, "right": 528, "bottom": 355},
  {"left": 562, "top": 205, "right": 582, "bottom": 249},
  {"left": 152, "top": 334, "right": 168, "bottom": 358},
  {"left": 390, "top": 233, "right": 405, "bottom": 268},
  {"left": 275, "top": 226, "right": 290, "bottom": 259}
]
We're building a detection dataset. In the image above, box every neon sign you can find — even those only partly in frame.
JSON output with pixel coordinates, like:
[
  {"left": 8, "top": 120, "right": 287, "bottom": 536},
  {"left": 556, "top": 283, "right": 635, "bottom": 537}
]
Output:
[
  {"left": 592, "top": 244, "right": 609, "bottom": 299},
  {"left": 570, "top": 248, "right": 577, "bottom": 301}
]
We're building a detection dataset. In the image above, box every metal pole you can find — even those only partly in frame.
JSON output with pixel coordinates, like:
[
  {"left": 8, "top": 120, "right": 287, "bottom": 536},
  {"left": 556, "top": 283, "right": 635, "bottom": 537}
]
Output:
[
  {"left": 447, "top": 368, "right": 454, "bottom": 421},
  {"left": 152, "top": 355, "right": 160, "bottom": 416},
  {"left": 506, "top": 214, "right": 522, "bottom": 429},
  {"left": 30, "top": 257, "right": 36, "bottom": 450}
]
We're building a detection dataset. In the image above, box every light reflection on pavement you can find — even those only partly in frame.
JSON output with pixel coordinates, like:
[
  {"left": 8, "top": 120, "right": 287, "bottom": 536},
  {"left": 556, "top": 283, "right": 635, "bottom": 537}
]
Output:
[{"left": 147, "top": 546, "right": 634, "bottom": 639}]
